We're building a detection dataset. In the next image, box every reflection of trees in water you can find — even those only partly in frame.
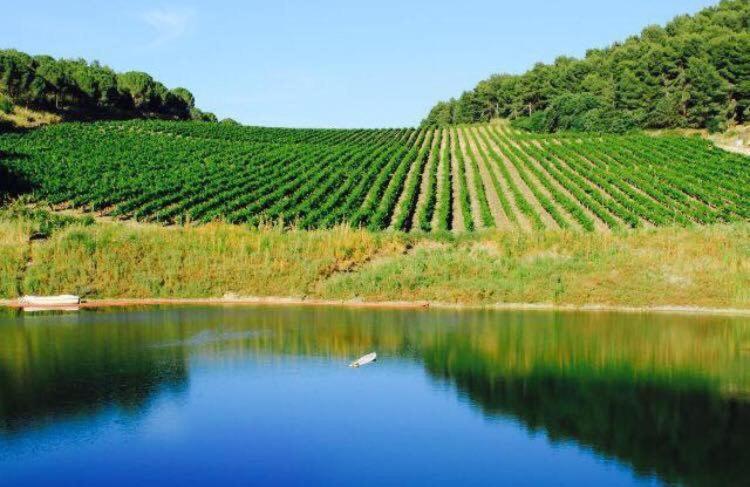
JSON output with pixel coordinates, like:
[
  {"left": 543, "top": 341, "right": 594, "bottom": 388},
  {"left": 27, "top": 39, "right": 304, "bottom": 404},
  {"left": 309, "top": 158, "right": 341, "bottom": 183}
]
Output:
[
  {"left": 424, "top": 355, "right": 750, "bottom": 487},
  {"left": 0, "top": 317, "right": 189, "bottom": 435},
  {"left": 0, "top": 305, "right": 748, "bottom": 484}
]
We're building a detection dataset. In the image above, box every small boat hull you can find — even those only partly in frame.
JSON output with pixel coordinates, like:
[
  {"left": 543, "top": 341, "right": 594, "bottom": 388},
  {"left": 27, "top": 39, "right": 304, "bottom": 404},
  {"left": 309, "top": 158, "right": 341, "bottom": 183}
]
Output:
[
  {"left": 23, "top": 306, "right": 81, "bottom": 313},
  {"left": 19, "top": 295, "right": 81, "bottom": 311},
  {"left": 349, "top": 352, "right": 377, "bottom": 367}
]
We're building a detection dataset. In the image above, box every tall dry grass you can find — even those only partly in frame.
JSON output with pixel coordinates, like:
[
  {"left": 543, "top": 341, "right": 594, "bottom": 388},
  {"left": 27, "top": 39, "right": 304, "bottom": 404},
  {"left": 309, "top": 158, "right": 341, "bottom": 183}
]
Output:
[
  {"left": 0, "top": 220, "right": 31, "bottom": 298},
  {"left": 322, "top": 225, "right": 750, "bottom": 308},
  {"left": 3, "top": 217, "right": 749, "bottom": 308},
  {"left": 22, "top": 223, "right": 405, "bottom": 298},
  {"left": 0, "top": 106, "right": 61, "bottom": 129}
]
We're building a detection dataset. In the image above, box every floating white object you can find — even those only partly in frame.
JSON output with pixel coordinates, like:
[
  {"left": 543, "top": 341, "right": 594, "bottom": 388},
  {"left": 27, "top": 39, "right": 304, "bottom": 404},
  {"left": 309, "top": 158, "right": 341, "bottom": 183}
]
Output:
[
  {"left": 20, "top": 295, "right": 81, "bottom": 307},
  {"left": 20, "top": 295, "right": 81, "bottom": 312},
  {"left": 349, "top": 352, "right": 377, "bottom": 368},
  {"left": 23, "top": 306, "right": 80, "bottom": 313}
]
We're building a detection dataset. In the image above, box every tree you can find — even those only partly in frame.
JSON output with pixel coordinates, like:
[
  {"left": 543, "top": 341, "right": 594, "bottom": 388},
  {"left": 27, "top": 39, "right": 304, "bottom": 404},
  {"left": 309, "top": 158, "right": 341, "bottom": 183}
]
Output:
[
  {"left": 542, "top": 93, "right": 603, "bottom": 132},
  {"left": 684, "top": 56, "right": 730, "bottom": 129},
  {"left": 117, "top": 71, "right": 160, "bottom": 111},
  {"left": 422, "top": 0, "right": 750, "bottom": 133},
  {"left": 454, "top": 91, "right": 482, "bottom": 123},
  {"left": 645, "top": 88, "right": 686, "bottom": 128},
  {"left": 615, "top": 68, "right": 652, "bottom": 114},
  {"left": 0, "top": 50, "right": 45, "bottom": 105},
  {"left": 581, "top": 73, "right": 615, "bottom": 107},
  {"left": 709, "top": 33, "right": 750, "bottom": 123},
  {"left": 0, "top": 93, "right": 13, "bottom": 114},
  {"left": 190, "top": 107, "right": 217, "bottom": 122},
  {"left": 0, "top": 49, "right": 210, "bottom": 121},
  {"left": 36, "top": 59, "right": 72, "bottom": 109},
  {"left": 421, "top": 100, "right": 455, "bottom": 127},
  {"left": 171, "top": 87, "right": 195, "bottom": 108}
]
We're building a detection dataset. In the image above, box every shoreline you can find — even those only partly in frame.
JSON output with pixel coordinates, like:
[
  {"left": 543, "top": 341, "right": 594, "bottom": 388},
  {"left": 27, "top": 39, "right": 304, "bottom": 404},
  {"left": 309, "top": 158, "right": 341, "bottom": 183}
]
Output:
[{"left": 2, "top": 296, "right": 749, "bottom": 317}]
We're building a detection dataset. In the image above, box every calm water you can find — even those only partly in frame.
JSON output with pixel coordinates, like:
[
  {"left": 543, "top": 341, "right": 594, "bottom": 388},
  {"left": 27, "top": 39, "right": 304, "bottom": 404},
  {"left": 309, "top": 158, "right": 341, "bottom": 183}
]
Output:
[{"left": 1, "top": 306, "right": 749, "bottom": 486}]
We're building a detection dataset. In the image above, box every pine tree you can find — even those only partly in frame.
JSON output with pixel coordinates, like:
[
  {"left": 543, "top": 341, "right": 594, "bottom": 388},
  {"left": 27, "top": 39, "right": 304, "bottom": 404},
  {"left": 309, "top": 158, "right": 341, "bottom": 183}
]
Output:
[{"left": 685, "top": 56, "right": 730, "bottom": 130}]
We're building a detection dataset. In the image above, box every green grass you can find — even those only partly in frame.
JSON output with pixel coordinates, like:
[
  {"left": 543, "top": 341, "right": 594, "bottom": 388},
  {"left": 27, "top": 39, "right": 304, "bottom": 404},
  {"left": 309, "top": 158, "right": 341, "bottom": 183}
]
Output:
[
  {"left": 19, "top": 221, "right": 404, "bottom": 299},
  {"left": 320, "top": 224, "right": 750, "bottom": 308},
  {"left": 2, "top": 211, "right": 748, "bottom": 309},
  {"left": 0, "top": 220, "right": 30, "bottom": 298}
]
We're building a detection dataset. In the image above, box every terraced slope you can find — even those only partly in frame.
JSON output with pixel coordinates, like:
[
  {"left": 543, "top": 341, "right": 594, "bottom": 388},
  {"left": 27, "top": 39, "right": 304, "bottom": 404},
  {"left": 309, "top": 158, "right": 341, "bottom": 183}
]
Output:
[{"left": 0, "top": 120, "right": 747, "bottom": 232}]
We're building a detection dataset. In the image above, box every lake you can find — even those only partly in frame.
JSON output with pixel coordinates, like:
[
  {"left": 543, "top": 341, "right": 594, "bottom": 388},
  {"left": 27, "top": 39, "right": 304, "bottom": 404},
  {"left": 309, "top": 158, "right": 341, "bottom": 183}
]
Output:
[{"left": 1, "top": 306, "right": 749, "bottom": 486}]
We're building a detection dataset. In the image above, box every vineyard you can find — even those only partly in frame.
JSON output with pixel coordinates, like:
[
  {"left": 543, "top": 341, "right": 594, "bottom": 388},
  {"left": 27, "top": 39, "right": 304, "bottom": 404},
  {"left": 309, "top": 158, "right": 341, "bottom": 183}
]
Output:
[{"left": 0, "top": 120, "right": 748, "bottom": 232}]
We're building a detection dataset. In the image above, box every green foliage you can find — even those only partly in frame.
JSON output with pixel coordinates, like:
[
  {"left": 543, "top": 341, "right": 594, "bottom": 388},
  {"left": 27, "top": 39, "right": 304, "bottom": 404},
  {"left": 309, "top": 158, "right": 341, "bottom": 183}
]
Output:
[
  {"left": 0, "top": 49, "right": 207, "bottom": 122},
  {"left": 450, "top": 128, "right": 474, "bottom": 231},
  {"left": 513, "top": 93, "right": 635, "bottom": 133},
  {"left": 170, "top": 87, "right": 195, "bottom": 108},
  {"left": 422, "top": 100, "right": 456, "bottom": 127},
  {"left": 435, "top": 130, "right": 453, "bottom": 231},
  {"left": 190, "top": 107, "right": 218, "bottom": 122},
  {"left": 0, "top": 120, "right": 745, "bottom": 232},
  {"left": 578, "top": 107, "right": 638, "bottom": 134},
  {"left": 423, "top": 0, "right": 750, "bottom": 133},
  {"left": 0, "top": 199, "right": 94, "bottom": 238},
  {"left": 0, "top": 93, "right": 12, "bottom": 114},
  {"left": 415, "top": 129, "right": 441, "bottom": 232},
  {"left": 685, "top": 56, "right": 731, "bottom": 129}
]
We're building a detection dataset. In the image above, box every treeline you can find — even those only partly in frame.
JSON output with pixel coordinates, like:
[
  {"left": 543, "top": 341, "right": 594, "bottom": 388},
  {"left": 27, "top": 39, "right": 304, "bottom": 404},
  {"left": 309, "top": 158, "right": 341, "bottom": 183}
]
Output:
[
  {"left": 422, "top": 0, "right": 750, "bottom": 133},
  {"left": 0, "top": 49, "right": 217, "bottom": 122}
]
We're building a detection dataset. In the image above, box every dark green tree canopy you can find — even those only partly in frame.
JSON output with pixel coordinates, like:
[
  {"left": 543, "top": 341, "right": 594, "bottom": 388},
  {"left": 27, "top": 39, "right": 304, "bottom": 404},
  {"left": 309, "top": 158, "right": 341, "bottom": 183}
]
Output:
[
  {"left": 0, "top": 49, "right": 211, "bottom": 122},
  {"left": 422, "top": 0, "right": 750, "bottom": 133}
]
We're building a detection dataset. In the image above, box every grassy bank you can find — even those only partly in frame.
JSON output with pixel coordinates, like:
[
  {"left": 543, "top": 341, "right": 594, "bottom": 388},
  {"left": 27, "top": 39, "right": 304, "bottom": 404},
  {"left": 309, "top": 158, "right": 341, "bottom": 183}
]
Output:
[
  {"left": 19, "top": 223, "right": 404, "bottom": 298},
  {"left": 0, "top": 217, "right": 748, "bottom": 309},
  {"left": 0, "top": 220, "right": 31, "bottom": 297},
  {"left": 321, "top": 225, "right": 750, "bottom": 308}
]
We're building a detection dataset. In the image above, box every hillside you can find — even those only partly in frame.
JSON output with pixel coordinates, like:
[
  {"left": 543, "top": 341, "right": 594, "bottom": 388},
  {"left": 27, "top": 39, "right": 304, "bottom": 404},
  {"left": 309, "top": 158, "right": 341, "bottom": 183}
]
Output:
[
  {"left": 0, "top": 49, "right": 216, "bottom": 127},
  {"left": 0, "top": 120, "right": 747, "bottom": 232},
  {"left": 423, "top": 0, "right": 750, "bottom": 133}
]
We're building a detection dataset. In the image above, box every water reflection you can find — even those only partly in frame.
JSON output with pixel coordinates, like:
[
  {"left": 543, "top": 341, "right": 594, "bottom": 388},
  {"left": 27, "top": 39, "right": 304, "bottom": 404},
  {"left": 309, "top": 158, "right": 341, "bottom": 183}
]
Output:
[
  {"left": 0, "top": 306, "right": 748, "bottom": 485},
  {"left": 0, "top": 310, "right": 189, "bottom": 434}
]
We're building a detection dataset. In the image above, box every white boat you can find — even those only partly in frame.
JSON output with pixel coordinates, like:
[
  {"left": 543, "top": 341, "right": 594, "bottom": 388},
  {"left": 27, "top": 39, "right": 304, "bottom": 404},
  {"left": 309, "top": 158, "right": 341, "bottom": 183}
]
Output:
[
  {"left": 23, "top": 306, "right": 81, "bottom": 313},
  {"left": 19, "top": 295, "right": 81, "bottom": 307},
  {"left": 349, "top": 352, "right": 377, "bottom": 368}
]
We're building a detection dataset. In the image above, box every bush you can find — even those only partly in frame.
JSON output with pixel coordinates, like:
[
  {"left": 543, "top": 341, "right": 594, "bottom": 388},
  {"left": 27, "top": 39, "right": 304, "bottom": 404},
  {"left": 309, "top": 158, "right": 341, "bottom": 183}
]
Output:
[
  {"left": 511, "top": 111, "right": 548, "bottom": 132},
  {"left": 544, "top": 93, "right": 604, "bottom": 132},
  {"left": 579, "top": 107, "right": 637, "bottom": 134},
  {"left": 0, "top": 94, "right": 13, "bottom": 114},
  {"left": 190, "top": 107, "right": 218, "bottom": 122},
  {"left": 512, "top": 97, "right": 637, "bottom": 134},
  {"left": 706, "top": 117, "right": 725, "bottom": 134}
]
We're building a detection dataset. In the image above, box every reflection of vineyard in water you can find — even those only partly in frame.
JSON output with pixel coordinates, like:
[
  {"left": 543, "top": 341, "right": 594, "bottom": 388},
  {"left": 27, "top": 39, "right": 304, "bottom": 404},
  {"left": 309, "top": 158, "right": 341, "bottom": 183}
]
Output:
[{"left": 1, "top": 306, "right": 749, "bottom": 484}]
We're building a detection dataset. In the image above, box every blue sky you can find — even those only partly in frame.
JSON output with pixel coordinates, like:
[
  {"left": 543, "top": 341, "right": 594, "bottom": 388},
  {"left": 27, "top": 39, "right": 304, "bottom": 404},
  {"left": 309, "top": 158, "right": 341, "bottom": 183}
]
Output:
[{"left": 4, "top": 0, "right": 718, "bottom": 128}]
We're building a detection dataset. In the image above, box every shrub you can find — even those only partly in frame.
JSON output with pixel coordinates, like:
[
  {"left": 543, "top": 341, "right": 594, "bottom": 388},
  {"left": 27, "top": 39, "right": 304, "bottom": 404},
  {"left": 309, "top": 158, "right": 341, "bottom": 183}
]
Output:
[
  {"left": 579, "top": 107, "right": 637, "bottom": 134},
  {"left": 0, "top": 94, "right": 13, "bottom": 114}
]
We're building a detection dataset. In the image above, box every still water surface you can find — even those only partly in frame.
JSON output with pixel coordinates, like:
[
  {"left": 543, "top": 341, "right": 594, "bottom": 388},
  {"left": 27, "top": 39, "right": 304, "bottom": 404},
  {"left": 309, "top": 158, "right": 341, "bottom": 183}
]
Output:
[{"left": 1, "top": 306, "right": 749, "bottom": 486}]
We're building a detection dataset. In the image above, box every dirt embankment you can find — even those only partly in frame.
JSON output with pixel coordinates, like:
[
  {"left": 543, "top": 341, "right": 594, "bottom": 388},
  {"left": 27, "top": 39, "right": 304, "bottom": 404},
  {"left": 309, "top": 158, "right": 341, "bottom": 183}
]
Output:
[{"left": 3, "top": 296, "right": 749, "bottom": 317}]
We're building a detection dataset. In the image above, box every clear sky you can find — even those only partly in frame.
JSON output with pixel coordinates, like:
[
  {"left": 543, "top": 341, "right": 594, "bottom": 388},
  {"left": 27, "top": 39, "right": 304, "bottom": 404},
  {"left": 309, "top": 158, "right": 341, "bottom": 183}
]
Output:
[{"left": 3, "top": 0, "right": 718, "bottom": 128}]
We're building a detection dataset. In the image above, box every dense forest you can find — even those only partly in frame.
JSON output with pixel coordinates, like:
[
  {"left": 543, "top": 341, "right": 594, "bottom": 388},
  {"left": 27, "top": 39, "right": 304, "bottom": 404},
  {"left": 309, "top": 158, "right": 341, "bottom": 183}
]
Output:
[
  {"left": 422, "top": 0, "right": 750, "bottom": 133},
  {"left": 0, "top": 49, "right": 216, "bottom": 123}
]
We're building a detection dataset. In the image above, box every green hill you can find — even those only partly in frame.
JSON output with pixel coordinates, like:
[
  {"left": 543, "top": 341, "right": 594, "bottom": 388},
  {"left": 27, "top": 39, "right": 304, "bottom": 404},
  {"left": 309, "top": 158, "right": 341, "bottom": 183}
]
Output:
[
  {"left": 423, "top": 0, "right": 750, "bottom": 133},
  {"left": 0, "top": 119, "right": 747, "bottom": 231}
]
